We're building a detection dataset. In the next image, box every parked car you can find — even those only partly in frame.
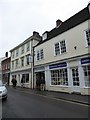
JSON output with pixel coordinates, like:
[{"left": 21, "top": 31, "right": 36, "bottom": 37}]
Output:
[{"left": 0, "top": 80, "right": 7, "bottom": 100}]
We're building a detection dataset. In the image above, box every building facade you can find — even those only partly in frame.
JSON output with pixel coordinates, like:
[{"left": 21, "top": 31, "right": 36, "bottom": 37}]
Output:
[
  {"left": 34, "top": 4, "right": 90, "bottom": 95},
  {"left": 0, "top": 54, "right": 8, "bottom": 80},
  {"left": 1, "top": 57, "right": 11, "bottom": 85},
  {"left": 10, "top": 32, "right": 41, "bottom": 88}
]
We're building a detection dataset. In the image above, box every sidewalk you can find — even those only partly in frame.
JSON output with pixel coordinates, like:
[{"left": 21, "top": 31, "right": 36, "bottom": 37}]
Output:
[{"left": 9, "top": 86, "right": 90, "bottom": 105}]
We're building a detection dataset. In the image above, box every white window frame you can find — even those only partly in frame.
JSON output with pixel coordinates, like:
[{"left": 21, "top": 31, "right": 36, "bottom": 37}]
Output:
[
  {"left": 21, "top": 45, "right": 24, "bottom": 54},
  {"left": 16, "top": 49, "right": 19, "bottom": 57},
  {"left": 84, "top": 29, "right": 90, "bottom": 47},
  {"left": 26, "top": 42, "right": 30, "bottom": 52},
  {"left": 12, "top": 51, "right": 15, "bottom": 58},
  {"left": 54, "top": 40, "right": 67, "bottom": 56},
  {"left": 12, "top": 61, "right": 14, "bottom": 70},
  {"left": 36, "top": 49, "right": 44, "bottom": 61},
  {"left": 15, "top": 59, "right": 19, "bottom": 69},
  {"left": 54, "top": 42, "right": 60, "bottom": 56},
  {"left": 26, "top": 54, "right": 30, "bottom": 65},
  {"left": 50, "top": 68, "right": 68, "bottom": 86},
  {"left": 21, "top": 57, "right": 24, "bottom": 67},
  {"left": 83, "top": 65, "right": 90, "bottom": 87},
  {"left": 72, "top": 67, "right": 80, "bottom": 86},
  {"left": 21, "top": 73, "right": 29, "bottom": 83}
]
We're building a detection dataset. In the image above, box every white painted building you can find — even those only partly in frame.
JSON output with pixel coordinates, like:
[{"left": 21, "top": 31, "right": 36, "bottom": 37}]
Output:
[
  {"left": 34, "top": 4, "right": 90, "bottom": 95},
  {"left": 10, "top": 32, "right": 41, "bottom": 88}
]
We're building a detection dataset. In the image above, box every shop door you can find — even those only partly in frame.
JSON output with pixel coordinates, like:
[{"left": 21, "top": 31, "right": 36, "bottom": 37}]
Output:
[{"left": 72, "top": 67, "right": 80, "bottom": 93}]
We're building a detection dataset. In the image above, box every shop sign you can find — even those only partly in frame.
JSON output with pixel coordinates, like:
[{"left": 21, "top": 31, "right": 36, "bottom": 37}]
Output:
[
  {"left": 49, "top": 62, "right": 67, "bottom": 69},
  {"left": 81, "top": 57, "right": 90, "bottom": 64}
]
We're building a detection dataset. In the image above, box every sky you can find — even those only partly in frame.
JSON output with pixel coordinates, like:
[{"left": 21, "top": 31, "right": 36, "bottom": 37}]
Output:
[{"left": 0, "top": 0, "right": 89, "bottom": 58}]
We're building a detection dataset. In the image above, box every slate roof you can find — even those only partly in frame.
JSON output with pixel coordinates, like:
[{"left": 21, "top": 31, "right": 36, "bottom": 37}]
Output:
[{"left": 36, "top": 5, "right": 90, "bottom": 46}]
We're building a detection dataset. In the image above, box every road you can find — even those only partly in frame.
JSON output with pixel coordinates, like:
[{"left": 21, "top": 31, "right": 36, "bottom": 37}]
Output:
[{"left": 2, "top": 87, "right": 88, "bottom": 118}]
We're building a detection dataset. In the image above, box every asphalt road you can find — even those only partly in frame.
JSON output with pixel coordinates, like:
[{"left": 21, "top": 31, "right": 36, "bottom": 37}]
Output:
[{"left": 2, "top": 87, "right": 88, "bottom": 118}]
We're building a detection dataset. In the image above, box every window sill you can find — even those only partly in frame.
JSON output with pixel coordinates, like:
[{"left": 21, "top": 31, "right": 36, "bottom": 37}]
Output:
[
  {"left": 23, "top": 83, "right": 29, "bottom": 84},
  {"left": 54, "top": 52, "right": 68, "bottom": 57},
  {"left": 83, "top": 87, "right": 90, "bottom": 88},
  {"left": 50, "top": 85, "right": 68, "bottom": 88},
  {"left": 36, "top": 59, "right": 44, "bottom": 62}
]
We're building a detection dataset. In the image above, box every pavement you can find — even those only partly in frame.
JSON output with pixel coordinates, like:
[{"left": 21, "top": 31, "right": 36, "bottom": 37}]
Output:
[{"left": 8, "top": 86, "right": 90, "bottom": 105}]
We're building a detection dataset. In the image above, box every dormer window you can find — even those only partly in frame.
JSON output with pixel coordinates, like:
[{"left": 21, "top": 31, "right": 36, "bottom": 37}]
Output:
[{"left": 42, "top": 31, "right": 48, "bottom": 41}]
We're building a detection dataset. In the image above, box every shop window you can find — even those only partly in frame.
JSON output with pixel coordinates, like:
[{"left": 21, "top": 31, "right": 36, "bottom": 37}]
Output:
[
  {"left": 83, "top": 65, "right": 90, "bottom": 87},
  {"left": 51, "top": 69, "right": 68, "bottom": 86},
  {"left": 21, "top": 74, "right": 29, "bottom": 83},
  {"left": 72, "top": 68, "right": 79, "bottom": 86}
]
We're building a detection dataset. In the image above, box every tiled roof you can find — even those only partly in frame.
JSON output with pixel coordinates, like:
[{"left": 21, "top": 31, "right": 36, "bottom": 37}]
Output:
[{"left": 36, "top": 5, "right": 90, "bottom": 46}]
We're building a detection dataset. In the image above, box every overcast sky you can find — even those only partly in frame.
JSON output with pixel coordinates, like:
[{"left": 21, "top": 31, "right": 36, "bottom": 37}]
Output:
[{"left": 0, "top": 0, "right": 89, "bottom": 57}]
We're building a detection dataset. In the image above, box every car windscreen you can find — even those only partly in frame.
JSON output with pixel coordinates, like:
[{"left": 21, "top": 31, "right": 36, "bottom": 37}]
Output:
[{"left": 0, "top": 81, "right": 3, "bottom": 86}]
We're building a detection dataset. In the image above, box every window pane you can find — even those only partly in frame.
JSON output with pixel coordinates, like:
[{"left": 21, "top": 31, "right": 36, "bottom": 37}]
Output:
[
  {"left": 60, "top": 40, "right": 66, "bottom": 53},
  {"left": 72, "top": 68, "right": 80, "bottom": 86},
  {"left": 83, "top": 65, "right": 90, "bottom": 87},
  {"left": 86, "top": 29, "right": 90, "bottom": 46},
  {"left": 51, "top": 69, "right": 68, "bottom": 86},
  {"left": 55, "top": 43, "right": 60, "bottom": 55}
]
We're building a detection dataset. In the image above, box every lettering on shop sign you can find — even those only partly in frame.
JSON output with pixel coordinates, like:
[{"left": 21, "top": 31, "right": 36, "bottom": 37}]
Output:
[
  {"left": 49, "top": 62, "right": 67, "bottom": 69},
  {"left": 81, "top": 57, "right": 90, "bottom": 64}
]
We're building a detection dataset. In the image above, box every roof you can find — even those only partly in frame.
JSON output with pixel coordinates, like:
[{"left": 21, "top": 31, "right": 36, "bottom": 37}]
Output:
[
  {"left": 10, "top": 32, "right": 42, "bottom": 52},
  {"left": 36, "top": 5, "right": 90, "bottom": 47}
]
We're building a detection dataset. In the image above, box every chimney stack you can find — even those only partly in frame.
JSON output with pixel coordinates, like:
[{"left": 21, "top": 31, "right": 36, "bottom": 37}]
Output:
[
  {"left": 56, "top": 19, "right": 62, "bottom": 28},
  {"left": 33, "top": 31, "right": 39, "bottom": 37},
  {"left": 5, "top": 52, "right": 8, "bottom": 57},
  {"left": 33, "top": 31, "right": 42, "bottom": 41}
]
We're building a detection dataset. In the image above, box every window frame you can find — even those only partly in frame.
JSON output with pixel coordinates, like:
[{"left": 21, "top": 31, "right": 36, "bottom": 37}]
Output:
[
  {"left": 83, "top": 65, "right": 90, "bottom": 87},
  {"left": 15, "top": 59, "right": 19, "bottom": 69},
  {"left": 84, "top": 29, "right": 90, "bottom": 47},
  {"left": 50, "top": 68, "right": 68, "bottom": 86},
  {"left": 54, "top": 40, "right": 67, "bottom": 56},
  {"left": 21, "top": 45, "right": 25, "bottom": 54},
  {"left": 26, "top": 54, "right": 30, "bottom": 65},
  {"left": 72, "top": 68, "right": 80, "bottom": 86},
  {"left": 26, "top": 42, "right": 30, "bottom": 52},
  {"left": 16, "top": 49, "right": 19, "bottom": 57},
  {"left": 36, "top": 49, "right": 44, "bottom": 61},
  {"left": 21, "top": 57, "right": 24, "bottom": 67},
  {"left": 21, "top": 73, "right": 29, "bottom": 83},
  {"left": 12, "top": 61, "right": 14, "bottom": 70}
]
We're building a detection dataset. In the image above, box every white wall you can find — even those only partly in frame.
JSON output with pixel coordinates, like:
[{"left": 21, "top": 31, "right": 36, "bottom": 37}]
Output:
[{"left": 34, "top": 21, "right": 88, "bottom": 66}]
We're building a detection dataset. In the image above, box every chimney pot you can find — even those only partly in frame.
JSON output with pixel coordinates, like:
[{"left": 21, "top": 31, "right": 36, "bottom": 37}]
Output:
[
  {"left": 5, "top": 52, "right": 8, "bottom": 57},
  {"left": 56, "top": 19, "right": 62, "bottom": 28}
]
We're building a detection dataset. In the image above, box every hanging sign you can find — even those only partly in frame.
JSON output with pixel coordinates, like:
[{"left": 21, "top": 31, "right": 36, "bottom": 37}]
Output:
[{"left": 29, "top": 55, "right": 33, "bottom": 63}]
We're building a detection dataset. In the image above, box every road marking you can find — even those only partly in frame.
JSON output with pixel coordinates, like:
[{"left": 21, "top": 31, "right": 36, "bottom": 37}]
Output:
[{"left": 10, "top": 88, "right": 89, "bottom": 107}]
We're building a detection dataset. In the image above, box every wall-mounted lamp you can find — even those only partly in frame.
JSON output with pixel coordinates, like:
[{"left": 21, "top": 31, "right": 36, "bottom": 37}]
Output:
[{"left": 74, "top": 46, "right": 77, "bottom": 50}]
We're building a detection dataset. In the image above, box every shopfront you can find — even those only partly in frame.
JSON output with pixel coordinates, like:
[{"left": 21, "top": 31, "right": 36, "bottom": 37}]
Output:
[
  {"left": 80, "top": 57, "right": 90, "bottom": 95},
  {"left": 46, "top": 57, "right": 90, "bottom": 95}
]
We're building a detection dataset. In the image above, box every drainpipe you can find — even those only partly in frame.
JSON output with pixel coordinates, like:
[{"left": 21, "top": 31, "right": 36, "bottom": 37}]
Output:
[{"left": 31, "top": 39, "right": 34, "bottom": 89}]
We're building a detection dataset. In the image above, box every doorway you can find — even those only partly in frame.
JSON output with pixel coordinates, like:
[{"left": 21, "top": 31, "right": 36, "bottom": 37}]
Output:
[{"left": 71, "top": 67, "right": 80, "bottom": 93}]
